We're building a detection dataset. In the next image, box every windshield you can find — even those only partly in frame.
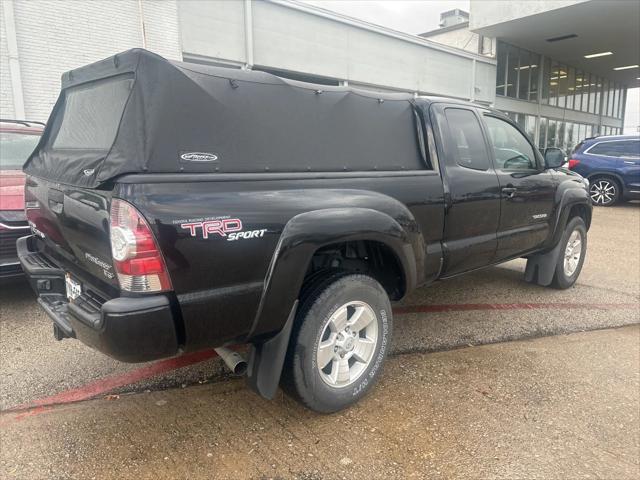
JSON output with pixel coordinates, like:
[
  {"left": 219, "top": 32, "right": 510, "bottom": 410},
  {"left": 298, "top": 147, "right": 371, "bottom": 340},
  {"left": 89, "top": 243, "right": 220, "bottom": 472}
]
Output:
[{"left": 0, "top": 131, "right": 41, "bottom": 170}]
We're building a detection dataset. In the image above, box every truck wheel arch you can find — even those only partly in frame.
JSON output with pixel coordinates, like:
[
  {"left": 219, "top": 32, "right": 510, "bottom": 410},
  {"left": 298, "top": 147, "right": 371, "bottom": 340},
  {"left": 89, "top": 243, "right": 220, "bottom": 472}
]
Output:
[
  {"left": 247, "top": 207, "right": 417, "bottom": 342},
  {"left": 549, "top": 186, "right": 592, "bottom": 248}
]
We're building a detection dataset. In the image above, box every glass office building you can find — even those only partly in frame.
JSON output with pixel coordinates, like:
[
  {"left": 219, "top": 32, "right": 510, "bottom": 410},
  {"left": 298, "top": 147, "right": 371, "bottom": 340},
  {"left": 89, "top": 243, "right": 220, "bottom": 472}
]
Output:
[{"left": 494, "top": 41, "right": 627, "bottom": 153}]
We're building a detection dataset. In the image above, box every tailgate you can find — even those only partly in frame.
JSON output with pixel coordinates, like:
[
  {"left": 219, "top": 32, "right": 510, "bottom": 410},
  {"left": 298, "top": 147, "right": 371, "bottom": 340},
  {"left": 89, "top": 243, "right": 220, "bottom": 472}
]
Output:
[{"left": 25, "top": 175, "right": 118, "bottom": 292}]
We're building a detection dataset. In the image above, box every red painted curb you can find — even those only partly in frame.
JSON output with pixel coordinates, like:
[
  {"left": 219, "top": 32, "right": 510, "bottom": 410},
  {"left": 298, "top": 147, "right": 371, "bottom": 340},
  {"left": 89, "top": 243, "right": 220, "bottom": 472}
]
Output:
[
  {"left": 6, "top": 349, "right": 218, "bottom": 414},
  {"left": 2, "top": 301, "right": 637, "bottom": 421}
]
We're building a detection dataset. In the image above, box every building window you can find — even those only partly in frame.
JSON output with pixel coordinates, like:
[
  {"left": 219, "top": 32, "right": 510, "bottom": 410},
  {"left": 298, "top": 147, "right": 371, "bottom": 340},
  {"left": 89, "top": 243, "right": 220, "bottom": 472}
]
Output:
[
  {"left": 494, "top": 41, "right": 624, "bottom": 125},
  {"left": 495, "top": 42, "right": 507, "bottom": 96},
  {"left": 506, "top": 44, "right": 519, "bottom": 98},
  {"left": 518, "top": 50, "right": 530, "bottom": 100},
  {"left": 496, "top": 42, "right": 541, "bottom": 102},
  {"left": 557, "top": 63, "right": 568, "bottom": 108},
  {"left": 538, "top": 117, "right": 547, "bottom": 149},
  {"left": 581, "top": 73, "right": 591, "bottom": 114},
  {"left": 617, "top": 87, "right": 625, "bottom": 119},
  {"left": 588, "top": 75, "right": 597, "bottom": 114},
  {"left": 570, "top": 123, "right": 579, "bottom": 152},
  {"left": 529, "top": 56, "right": 540, "bottom": 101},
  {"left": 574, "top": 70, "right": 583, "bottom": 111},
  {"left": 541, "top": 58, "right": 550, "bottom": 104},
  {"left": 566, "top": 67, "right": 575, "bottom": 110},
  {"left": 547, "top": 119, "right": 557, "bottom": 147},
  {"left": 548, "top": 61, "right": 563, "bottom": 107},
  {"left": 525, "top": 115, "right": 536, "bottom": 142}
]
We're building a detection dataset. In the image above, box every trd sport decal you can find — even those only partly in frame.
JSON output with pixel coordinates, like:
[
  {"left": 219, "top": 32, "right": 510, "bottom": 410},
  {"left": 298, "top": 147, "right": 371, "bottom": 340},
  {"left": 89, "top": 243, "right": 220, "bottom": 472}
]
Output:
[{"left": 178, "top": 217, "right": 266, "bottom": 241}]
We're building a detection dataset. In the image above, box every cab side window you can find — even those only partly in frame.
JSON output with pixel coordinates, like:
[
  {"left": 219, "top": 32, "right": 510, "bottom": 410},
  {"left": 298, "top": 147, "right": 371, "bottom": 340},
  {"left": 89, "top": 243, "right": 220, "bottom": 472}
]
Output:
[
  {"left": 483, "top": 115, "right": 537, "bottom": 170},
  {"left": 444, "top": 108, "right": 490, "bottom": 171}
]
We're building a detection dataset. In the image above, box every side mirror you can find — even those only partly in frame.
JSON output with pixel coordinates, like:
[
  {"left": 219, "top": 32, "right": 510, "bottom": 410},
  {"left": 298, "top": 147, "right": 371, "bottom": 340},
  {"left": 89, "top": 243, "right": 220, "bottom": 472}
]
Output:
[{"left": 544, "top": 147, "right": 565, "bottom": 169}]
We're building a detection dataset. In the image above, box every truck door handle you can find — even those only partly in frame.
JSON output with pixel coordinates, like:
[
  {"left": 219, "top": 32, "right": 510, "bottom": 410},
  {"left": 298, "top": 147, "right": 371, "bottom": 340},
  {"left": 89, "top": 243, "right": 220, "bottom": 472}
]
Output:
[{"left": 502, "top": 187, "right": 517, "bottom": 198}]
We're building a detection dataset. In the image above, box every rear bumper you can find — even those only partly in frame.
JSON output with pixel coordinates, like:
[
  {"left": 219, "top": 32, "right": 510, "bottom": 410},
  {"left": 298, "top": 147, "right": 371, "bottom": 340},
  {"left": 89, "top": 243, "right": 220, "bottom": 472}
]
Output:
[{"left": 17, "top": 235, "right": 179, "bottom": 362}]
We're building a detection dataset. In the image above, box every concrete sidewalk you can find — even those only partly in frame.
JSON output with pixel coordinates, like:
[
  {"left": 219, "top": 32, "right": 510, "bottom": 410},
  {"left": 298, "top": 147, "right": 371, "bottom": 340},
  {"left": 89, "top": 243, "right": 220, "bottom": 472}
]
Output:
[{"left": 2, "top": 325, "right": 638, "bottom": 480}]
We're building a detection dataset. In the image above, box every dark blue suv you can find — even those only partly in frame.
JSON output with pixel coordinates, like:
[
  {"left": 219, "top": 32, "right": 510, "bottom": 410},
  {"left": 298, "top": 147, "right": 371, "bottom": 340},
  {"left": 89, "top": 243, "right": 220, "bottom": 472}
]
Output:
[{"left": 569, "top": 135, "right": 640, "bottom": 206}]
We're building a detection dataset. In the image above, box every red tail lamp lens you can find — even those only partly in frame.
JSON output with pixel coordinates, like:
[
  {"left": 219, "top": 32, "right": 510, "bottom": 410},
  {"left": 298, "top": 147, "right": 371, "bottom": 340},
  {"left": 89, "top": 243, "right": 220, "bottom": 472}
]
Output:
[{"left": 109, "top": 199, "right": 172, "bottom": 292}]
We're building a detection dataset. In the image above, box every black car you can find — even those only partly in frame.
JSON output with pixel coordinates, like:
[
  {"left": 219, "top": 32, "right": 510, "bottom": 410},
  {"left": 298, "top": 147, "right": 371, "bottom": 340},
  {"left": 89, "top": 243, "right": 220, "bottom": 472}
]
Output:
[{"left": 19, "top": 50, "right": 591, "bottom": 412}]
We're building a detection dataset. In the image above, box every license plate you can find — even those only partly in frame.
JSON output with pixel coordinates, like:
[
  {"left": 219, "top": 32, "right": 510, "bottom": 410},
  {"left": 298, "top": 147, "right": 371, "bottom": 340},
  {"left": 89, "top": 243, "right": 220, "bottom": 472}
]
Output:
[{"left": 65, "top": 273, "right": 82, "bottom": 301}]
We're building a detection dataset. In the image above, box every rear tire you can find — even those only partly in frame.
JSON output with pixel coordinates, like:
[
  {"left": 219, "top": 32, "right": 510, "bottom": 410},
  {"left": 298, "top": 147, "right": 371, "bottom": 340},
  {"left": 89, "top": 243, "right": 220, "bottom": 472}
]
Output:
[
  {"left": 550, "top": 216, "right": 587, "bottom": 289},
  {"left": 282, "top": 274, "right": 392, "bottom": 413},
  {"left": 589, "top": 176, "right": 620, "bottom": 206}
]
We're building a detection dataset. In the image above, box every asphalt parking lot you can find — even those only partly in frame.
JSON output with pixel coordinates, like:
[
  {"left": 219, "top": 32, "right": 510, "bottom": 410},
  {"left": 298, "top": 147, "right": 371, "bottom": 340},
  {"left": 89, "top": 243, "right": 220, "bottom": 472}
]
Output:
[{"left": 1, "top": 203, "right": 639, "bottom": 478}]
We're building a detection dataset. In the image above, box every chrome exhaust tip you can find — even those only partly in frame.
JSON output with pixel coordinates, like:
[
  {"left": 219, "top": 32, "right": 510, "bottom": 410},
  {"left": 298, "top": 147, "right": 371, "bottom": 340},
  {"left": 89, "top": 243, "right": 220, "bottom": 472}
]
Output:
[{"left": 214, "top": 347, "right": 248, "bottom": 375}]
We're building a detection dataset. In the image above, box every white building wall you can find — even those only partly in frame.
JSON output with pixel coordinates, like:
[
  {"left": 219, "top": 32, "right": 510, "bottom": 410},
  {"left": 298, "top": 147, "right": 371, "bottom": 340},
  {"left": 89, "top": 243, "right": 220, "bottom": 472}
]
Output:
[
  {"left": 0, "top": 0, "right": 181, "bottom": 122},
  {"left": 423, "top": 26, "right": 495, "bottom": 57},
  {"left": 179, "top": 0, "right": 496, "bottom": 103},
  {"left": 423, "top": 27, "right": 480, "bottom": 54},
  {"left": 0, "top": 8, "right": 14, "bottom": 118},
  {"left": 179, "top": 0, "right": 247, "bottom": 65}
]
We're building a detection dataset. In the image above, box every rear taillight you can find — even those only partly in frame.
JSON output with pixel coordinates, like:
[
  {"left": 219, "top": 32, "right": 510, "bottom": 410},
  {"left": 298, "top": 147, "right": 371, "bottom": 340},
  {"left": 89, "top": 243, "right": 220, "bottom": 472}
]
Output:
[
  {"left": 109, "top": 199, "right": 172, "bottom": 293},
  {"left": 568, "top": 159, "right": 580, "bottom": 169}
]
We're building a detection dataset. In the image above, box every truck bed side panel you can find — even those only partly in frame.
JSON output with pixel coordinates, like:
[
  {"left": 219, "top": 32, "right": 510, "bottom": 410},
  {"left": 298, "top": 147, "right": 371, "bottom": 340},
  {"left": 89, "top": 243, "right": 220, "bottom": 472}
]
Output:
[{"left": 117, "top": 172, "right": 444, "bottom": 349}]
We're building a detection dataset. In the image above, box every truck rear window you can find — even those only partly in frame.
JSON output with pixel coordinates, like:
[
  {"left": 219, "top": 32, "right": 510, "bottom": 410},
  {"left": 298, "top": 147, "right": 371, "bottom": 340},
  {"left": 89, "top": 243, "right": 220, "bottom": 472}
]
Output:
[{"left": 51, "top": 75, "right": 133, "bottom": 151}]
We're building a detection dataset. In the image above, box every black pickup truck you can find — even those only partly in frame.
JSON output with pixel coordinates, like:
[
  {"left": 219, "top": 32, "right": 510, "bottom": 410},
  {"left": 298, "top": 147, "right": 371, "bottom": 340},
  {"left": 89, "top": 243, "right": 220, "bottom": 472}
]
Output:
[{"left": 19, "top": 50, "right": 591, "bottom": 413}]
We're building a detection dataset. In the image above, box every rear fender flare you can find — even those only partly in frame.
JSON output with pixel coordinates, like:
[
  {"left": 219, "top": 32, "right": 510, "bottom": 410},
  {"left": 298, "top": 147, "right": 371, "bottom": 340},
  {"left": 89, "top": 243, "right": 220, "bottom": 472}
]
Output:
[{"left": 247, "top": 207, "right": 416, "bottom": 341}]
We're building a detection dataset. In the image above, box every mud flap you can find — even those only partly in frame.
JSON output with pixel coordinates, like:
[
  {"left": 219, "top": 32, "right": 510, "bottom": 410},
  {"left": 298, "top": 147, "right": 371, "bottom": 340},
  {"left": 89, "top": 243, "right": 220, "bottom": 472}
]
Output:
[
  {"left": 246, "top": 300, "right": 298, "bottom": 400},
  {"left": 524, "top": 240, "right": 563, "bottom": 287}
]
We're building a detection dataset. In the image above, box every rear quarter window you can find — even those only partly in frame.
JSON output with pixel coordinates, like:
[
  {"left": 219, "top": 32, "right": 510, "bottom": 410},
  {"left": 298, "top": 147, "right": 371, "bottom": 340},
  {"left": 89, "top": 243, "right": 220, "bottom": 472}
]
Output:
[
  {"left": 444, "top": 108, "right": 490, "bottom": 171},
  {"left": 51, "top": 75, "right": 133, "bottom": 151}
]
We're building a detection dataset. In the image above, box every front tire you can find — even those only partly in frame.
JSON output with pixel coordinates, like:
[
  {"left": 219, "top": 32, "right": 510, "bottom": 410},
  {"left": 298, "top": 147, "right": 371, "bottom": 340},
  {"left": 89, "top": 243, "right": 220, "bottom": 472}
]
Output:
[
  {"left": 589, "top": 176, "right": 620, "bottom": 206},
  {"left": 282, "top": 274, "right": 393, "bottom": 413},
  {"left": 550, "top": 216, "right": 587, "bottom": 289}
]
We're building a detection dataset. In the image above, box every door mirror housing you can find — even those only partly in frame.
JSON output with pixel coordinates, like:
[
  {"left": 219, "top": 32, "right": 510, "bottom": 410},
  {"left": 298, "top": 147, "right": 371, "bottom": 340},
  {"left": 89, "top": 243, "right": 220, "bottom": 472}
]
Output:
[{"left": 544, "top": 147, "right": 565, "bottom": 169}]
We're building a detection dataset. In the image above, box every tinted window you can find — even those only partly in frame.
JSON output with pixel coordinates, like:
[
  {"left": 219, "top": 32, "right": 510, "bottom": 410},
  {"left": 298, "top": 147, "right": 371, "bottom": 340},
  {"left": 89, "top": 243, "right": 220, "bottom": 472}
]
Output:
[
  {"left": 484, "top": 116, "right": 537, "bottom": 170},
  {"left": 52, "top": 75, "right": 133, "bottom": 150},
  {"left": 589, "top": 140, "right": 640, "bottom": 158},
  {"left": 621, "top": 140, "right": 640, "bottom": 158},
  {"left": 444, "top": 108, "right": 490, "bottom": 171}
]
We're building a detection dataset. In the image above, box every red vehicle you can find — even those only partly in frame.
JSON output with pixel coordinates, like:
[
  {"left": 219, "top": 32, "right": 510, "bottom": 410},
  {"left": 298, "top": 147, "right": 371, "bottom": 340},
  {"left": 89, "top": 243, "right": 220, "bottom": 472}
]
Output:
[{"left": 0, "top": 119, "right": 44, "bottom": 278}]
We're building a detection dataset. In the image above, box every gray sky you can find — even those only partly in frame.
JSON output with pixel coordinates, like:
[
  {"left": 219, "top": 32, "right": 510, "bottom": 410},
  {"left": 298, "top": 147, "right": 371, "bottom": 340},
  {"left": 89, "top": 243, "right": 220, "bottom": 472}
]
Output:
[
  {"left": 303, "top": 0, "right": 638, "bottom": 133},
  {"left": 303, "top": 0, "right": 470, "bottom": 35}
]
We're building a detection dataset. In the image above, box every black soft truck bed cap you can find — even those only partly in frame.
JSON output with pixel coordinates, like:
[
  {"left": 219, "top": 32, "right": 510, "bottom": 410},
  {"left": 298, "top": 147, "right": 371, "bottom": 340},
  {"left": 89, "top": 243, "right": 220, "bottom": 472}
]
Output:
[{"left": 25, "top": 49, "right": 423, "bottom": 188}]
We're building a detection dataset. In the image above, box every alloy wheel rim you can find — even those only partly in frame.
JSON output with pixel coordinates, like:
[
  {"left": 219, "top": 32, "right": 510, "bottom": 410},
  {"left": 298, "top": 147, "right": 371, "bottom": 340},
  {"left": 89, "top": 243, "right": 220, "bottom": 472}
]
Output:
[
  {"left": 316, "top": 301, "right": 378, "bottom": 388},
  {"left": 589, "top": 180, "right": 616, "bottom": 205},
  {"left": 563, "top": 229, "right": 583, "bottom": 277}
]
